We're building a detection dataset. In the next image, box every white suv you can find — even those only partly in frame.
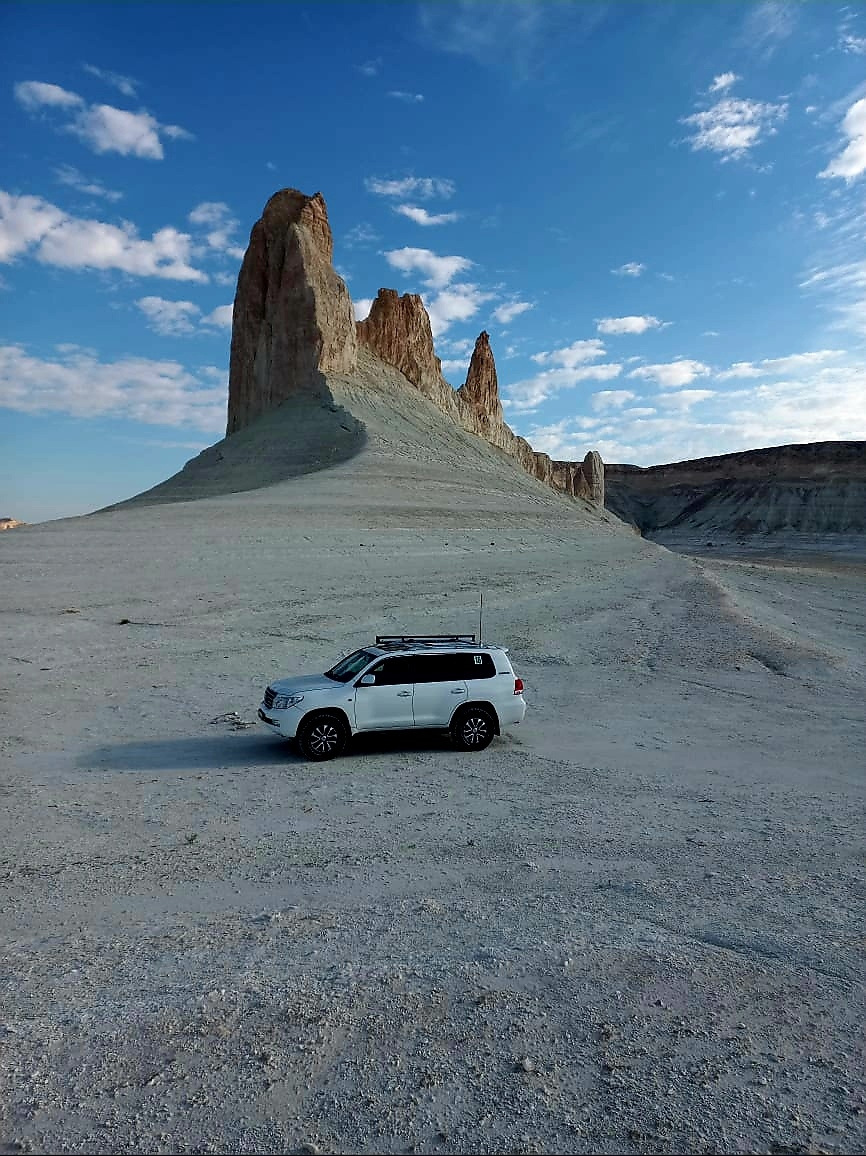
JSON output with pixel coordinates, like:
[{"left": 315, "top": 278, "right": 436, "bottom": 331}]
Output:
[{"left": 258, "top": 634, "right": 526, "bottom": 760}]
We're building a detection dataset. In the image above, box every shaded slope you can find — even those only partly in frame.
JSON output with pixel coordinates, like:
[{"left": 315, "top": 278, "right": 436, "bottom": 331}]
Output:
[
  {"left": 101, "top": 348, "right": 615, "bottom": 528},
  {"left": 605, "top": 441, "right": 866, "bottom": 540}
]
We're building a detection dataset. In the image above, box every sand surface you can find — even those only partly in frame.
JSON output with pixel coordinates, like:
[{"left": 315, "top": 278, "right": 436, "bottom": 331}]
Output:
[{"left": 2, "top": 381, "right": 865, "bottom": 1154}]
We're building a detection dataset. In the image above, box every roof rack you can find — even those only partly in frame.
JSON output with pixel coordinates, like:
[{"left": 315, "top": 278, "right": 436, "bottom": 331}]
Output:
[{"left": 375, "top": 634, "right": 477, "bottom": 646}]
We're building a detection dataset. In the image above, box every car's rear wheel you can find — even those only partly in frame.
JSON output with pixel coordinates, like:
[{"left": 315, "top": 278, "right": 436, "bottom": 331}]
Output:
[
  {"left": 296, "top": 712, "right": 349, "bottom": 761},
  {"left": 450, "top": 706, "right": 495, "bottom": 752}
]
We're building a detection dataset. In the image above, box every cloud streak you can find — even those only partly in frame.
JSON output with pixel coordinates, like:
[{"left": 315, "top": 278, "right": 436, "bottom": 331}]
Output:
[
  {"left": 13, "top": 79, "right": 191, "bottom": 159},
  {"left": 0, "top": 343, "right": 227, "bottom": 432},
  {"left": 0, "top": 191, "right": 206, "bottom": 281}
]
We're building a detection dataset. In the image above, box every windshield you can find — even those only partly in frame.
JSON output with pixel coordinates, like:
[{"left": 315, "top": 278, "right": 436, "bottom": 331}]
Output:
[{"left": 325, "top": 648, "right": 377, "bottom": 683}]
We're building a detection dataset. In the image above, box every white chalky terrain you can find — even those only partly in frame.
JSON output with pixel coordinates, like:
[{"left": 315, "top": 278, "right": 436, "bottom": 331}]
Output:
[{"left": 2, "top": 364, "right": 864, "bottom": 1155}]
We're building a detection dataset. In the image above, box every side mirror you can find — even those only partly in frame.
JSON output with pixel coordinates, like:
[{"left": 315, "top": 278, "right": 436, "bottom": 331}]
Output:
[{"left": 358, "top": 673, "right": 376, "bottom": 686}]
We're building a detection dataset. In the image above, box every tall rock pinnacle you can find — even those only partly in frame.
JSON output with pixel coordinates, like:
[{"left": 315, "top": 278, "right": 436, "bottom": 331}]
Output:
[
  {"left": 456, "top": 331, "right": 503, "bottom": 436},
  {"left": 226, "top": 189, "right": 357, "bottom": 435}
]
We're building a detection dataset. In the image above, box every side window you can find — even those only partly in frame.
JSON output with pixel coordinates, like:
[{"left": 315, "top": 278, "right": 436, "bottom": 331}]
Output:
[
  {"left": 374, "top": 657, "right": 414, "bottom": 686},
  {"left": 465, "top": 653, "right": 496, "bottom": 679},
  {"left": 413, "top": 654, "right": 466, "bottom": 683}
]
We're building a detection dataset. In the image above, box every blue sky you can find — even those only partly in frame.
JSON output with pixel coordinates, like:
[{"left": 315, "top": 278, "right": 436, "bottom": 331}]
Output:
[{"left": 2, "top": 1, "right": 866, "bottom": 522}]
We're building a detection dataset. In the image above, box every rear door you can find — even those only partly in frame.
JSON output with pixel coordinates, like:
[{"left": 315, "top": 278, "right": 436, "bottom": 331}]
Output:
[
  {"left": 353, "top": 656, "right": 415, "bottom": 731},
  {"left": 411, "top": 654, "right": 468, "bottom": 727}
]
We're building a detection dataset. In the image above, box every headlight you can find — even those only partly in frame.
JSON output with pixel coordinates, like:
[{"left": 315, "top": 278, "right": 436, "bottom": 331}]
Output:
[{"left": 272, "top": 693, "right": 304, "bottom": 710}]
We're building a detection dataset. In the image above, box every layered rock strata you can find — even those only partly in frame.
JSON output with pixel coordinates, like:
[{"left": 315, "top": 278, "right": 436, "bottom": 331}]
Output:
[
  {"left": 226, "top": 188, "right": 603, "bottom": 507},
  {"left": 605, "top": 442, "right": 866, "bottom": 537}
]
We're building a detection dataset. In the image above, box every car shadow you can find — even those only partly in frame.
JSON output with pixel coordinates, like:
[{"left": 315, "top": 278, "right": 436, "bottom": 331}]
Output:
[{"left": 80, "top": 728, "right": 454, "bottom": 774}]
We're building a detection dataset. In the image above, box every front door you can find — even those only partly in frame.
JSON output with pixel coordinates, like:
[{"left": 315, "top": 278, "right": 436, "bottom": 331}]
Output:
[
  {"left": 411, "top": 654, "right": 468, "bottom": 728},
  {"left": 353, "top": 656, "right": 415, "bottom": 731}
]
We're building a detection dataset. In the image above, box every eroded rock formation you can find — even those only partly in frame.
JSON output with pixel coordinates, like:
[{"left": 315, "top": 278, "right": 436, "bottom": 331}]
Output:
[
  {"left": 356, "top": 290, "right": 458, "bottom": 418},
  {"left": 0, "top": 517, "right": 24, "bottom": 531},
  {"left": 226, "top": 187, "right": 604, "bottom": 507},
  {"left": 227, "top": 189, "right": 357, "bottom": 434}
]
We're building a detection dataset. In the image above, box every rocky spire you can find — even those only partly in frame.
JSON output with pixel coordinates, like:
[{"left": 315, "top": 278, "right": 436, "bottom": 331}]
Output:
[
  {"left": 456, "top": 331, "right": 503, "bottom": 433},
  {"left": 226, "top": 189, "right": 357, "bottom": 435},
  {"left": 356, "top": 289, "right": 457, "bottom": 416}
]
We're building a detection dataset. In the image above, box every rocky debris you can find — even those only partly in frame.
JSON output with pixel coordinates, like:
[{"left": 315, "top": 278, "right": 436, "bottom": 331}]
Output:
[
  {"left": 0, "top": 517, "right": 25, "bottom": 531},
  {"left": 356, "top": 289, "right": 458, "bottom": 417},
  {"left": 226, "top": 189, "right": 357, "bottom": 435}
]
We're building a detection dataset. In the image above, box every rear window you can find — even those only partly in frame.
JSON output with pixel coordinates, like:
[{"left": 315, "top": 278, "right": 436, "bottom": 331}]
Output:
[{"left": 460, "top": 652, "right": 496, "bottom": 679}]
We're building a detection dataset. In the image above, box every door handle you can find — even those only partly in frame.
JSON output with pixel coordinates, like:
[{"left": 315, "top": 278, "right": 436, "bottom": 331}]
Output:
[
  {"left": 397, "top": 690, "right": 411, "bottom": 697},
  {"left": 451, "top": 688, "right": 466, "bottom": 694}
]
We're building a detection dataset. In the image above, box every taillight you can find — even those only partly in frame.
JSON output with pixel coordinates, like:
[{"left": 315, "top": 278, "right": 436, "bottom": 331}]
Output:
[{"left": 514, "top": 678, "right": 524, "bottom": 695}]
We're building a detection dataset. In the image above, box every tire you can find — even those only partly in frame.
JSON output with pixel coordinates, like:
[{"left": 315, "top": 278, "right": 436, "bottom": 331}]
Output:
[
  {"left": 450, "top": 706, "right": 496, "bottom": 752},
  {"left": 296, "top": 712, "right": 349, "bottom": 761}
]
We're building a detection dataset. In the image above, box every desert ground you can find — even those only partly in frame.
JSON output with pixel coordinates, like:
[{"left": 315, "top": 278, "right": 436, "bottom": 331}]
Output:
[{"left": 2, "top": 396, "right": 865, "bottom": 1154}]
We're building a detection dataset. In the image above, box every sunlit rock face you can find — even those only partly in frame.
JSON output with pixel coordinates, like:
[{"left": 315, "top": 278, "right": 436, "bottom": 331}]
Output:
[{"left": 226, "top": 189, "right": 357, "bottom": 435}]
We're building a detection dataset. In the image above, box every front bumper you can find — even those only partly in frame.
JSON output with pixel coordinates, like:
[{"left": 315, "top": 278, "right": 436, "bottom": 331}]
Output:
[{"left": 258, "top": 703, "right": 302, "bottom": 739}]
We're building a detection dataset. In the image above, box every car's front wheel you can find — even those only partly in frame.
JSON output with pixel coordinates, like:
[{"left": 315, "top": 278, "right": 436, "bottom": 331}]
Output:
[
  {"left": 296, "top": 712, "right": 349, "bottom": 761},
  {"left": 450, "top": 706, "right": 496, "bottom": 752}
]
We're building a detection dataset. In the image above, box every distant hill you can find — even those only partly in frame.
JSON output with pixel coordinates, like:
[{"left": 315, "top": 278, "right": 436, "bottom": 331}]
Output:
[{"left": 605, "top": 442, "right": 866, "bottom": 541}]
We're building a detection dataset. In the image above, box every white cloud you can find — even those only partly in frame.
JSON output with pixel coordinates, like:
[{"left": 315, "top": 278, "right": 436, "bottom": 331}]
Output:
[
  {"left": 14, "top": 79, "right": 191, "bottom": 159},
  {"left": 0, "top": 193, "right": 66, "bottom": 261},
  {"left": 840, "top": 34, "right": 866, "bottom": 55},
  {"left": 188, "top": 202, "right": 244, "bottom": 258},
  {"left": 388, "top": 91, "right": 424, "bottom": 103},
  {"left": 819, "top": 98, "right": 866, "bottom": 181},
  {"left": 394, "top": 204, "right": 459, "bottom": 226},
  {"left": 502, "top": 361, "right": 622, "bottom": 414},
  {"left": 137, "top": 296, "right": 200, "bottom": 336},
  {"left": 628, "top": 359, "right": 710, "bottom": 388},
  {"left": 82, "top": 63, "right": 138, "bottom": 97},
  {"left": 365, "top": 176, "right": 456, "bottom": 200},
  {"left": 201, "top": 304, "right": 233, "bottom": 328},
  {"left": 709, "top": 72, "right": 739, "bottom": 93},
  {"left": 440, "top": 356, "right": 470, "bottom": 376},
  {"left": 384, "top": 245, "right": 472, "bottom": 289},
  {"left": 0, "top": 343, "right": 227, "bottom": 433},
  {"left": 344, "top": 222, "right": 380, "bottom": 248},
  {"left": 54, "top": 164, "right": 122, "bottom": 202},
  {"left": 13, "top": 80, "right": 82, "bottom": 110},
  {"left": 612, "top": 261, "right": 645, "bottom": 277},
  {"left": 492, "top": 300, "right": 533, "bottom": 325},
  {"left": 656, "top": 389, "right": 716, "bottom": 409},
  {"left": 358, "top": 58, "right": 382, "bottom": 77},
  {"left": 716, "top": 350, "right": 843, "bottom": 380},
  {"left": 136, "top": 296, "right": 231, "bottom": 334},
  {"left": 592, "top": 389, "right": 637, "bottom": 410},
  {"left": 512, "top": 362, "right": 866, "bottom": 467},
  {"left": 596, "top": 315, "right": 664, "bottom": 335},
  {"left": 70, "top": 103, "right": 164, "bottom": 158},
  {"left": 682, "top": 94, "right": 788, "bottom": 160},
  {"left": 353, "top": 297, "right": 373, "bottom": 321},
  {"left": 425, "top": 283, "right": 493, "bottom": 337},
  {"left": 0, "top": 191, "right": 206, "bottom": 281},
  {"left": 531, "top": 339, "right": 606, "bottom": 368}
]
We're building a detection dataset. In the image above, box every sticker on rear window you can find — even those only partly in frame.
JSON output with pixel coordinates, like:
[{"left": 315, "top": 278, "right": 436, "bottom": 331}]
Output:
[{"left": 473, "top": 655, "right": 482, "bottom": 664}]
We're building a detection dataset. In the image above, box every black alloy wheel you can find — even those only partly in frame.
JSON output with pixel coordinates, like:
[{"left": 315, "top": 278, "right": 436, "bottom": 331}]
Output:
[
  {"left": 296, "top": 713, "right": 349, "bottom": 761},
  {"left": 451, "top": 706, "right": 495, "bottom": 752}
]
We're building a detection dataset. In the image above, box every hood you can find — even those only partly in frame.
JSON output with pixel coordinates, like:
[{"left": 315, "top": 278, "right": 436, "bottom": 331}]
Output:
[{"left": 268, "top": 673, "right": 340, "bottom": 695}]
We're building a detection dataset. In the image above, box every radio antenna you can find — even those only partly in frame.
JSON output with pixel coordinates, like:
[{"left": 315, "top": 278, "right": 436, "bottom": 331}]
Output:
[{"left": 479, "top": 591, "right": 483, "bottom": 645}]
